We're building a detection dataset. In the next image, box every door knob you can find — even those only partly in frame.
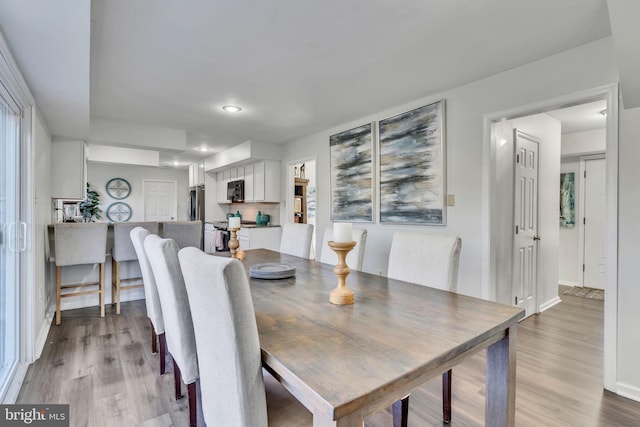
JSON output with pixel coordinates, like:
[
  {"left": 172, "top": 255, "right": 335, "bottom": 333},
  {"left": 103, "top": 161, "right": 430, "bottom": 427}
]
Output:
[{"left": 533, "top": 235, "right": 541, "bottom": 241}]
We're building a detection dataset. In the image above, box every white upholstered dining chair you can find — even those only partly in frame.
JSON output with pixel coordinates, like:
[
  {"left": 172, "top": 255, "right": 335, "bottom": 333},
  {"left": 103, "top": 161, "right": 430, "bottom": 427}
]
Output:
[
  {"left": 387, "top": 231, "right": 462, "bottom": 425},
  {"left": 279, "top": 223, "right": 314, "bottom": 258},
  {"left": 162, "top": 220, "right": 203, "bottom": 249},
  {"left": 129, "top": 227, "right": 167, "bottom": 375},
  {"left": 112, "top": 221, "right": 159, "bottom": 314},
  {"left": 319, "top": 225, "right": 368, "bottom": 271},
  {"left": 144, "top": 235, "right": 199, "bottom": 427},
  {"left": 178, "top": 247, "right": 312, "bottom": 426}
]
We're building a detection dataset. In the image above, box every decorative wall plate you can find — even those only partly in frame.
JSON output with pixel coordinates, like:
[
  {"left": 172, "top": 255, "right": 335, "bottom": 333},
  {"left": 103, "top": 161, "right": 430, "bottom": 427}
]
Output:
[
  {"left": 106, "top": 202, "right": 132, "bottom": 222},
  {"left": 106, "top": 177, "right": 131, "bottom": 199}
]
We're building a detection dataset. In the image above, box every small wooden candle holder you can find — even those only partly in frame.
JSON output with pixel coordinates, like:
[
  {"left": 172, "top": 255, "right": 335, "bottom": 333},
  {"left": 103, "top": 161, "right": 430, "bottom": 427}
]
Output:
[
  {"left": 328, "top": 240, "right": 356, "bottom": 305},
  {"left": 229, "top": 227, "right": 240, "bottom": 258}
]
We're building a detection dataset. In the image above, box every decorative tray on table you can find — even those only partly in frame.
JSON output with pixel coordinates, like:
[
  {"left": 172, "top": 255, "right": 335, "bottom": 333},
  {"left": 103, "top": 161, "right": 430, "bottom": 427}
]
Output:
[{"left": 249, "top": 263, "right": 296, "bottom": 279}]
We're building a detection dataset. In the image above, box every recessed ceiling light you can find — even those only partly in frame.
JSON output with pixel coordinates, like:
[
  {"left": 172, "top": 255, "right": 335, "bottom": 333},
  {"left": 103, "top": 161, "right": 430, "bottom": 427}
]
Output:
[
  {"left": 198, "top": 147, "right": 209, "bottom": 152},
  {"left": 222, "top": 105, "right": 242, "bottom": 113},
  {"left": 173, "top": 160, "right": 179, "bottom": 166}
]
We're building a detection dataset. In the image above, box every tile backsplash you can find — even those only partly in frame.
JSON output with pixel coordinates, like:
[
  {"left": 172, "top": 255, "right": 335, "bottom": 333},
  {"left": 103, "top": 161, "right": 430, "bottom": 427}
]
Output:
[{"left": 228, "top": 203, "right": 280, "bottom": 224}]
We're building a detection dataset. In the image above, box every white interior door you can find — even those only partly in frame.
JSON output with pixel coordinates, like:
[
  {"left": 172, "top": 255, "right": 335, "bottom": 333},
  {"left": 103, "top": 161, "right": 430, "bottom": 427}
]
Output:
[
  {"left": 143, "top": 180, "right": 177, "bottom": 221},
  {"left": 513, "top": 130, "right": 539, "bottom": 317},
  {"left": 582, "top": 157, "right": 606, "bottom": 289}
]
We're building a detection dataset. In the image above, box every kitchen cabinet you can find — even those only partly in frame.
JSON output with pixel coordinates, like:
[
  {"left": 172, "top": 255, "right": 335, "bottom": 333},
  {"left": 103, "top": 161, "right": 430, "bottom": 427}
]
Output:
[
  {"left": 51, "top": 140, "right": 86, "bottom": 200},
  {"left": 214, "top": 160, "right": 280, "bottom": 204},
  {"left": 252, "top": 160, "right": 280, "bottom": 202},
  {"left": 236, "top": 227, "right": 281, "bottom": 251},
  {"left": 189, "top": 161, "right": 205, "bottom": 187}
]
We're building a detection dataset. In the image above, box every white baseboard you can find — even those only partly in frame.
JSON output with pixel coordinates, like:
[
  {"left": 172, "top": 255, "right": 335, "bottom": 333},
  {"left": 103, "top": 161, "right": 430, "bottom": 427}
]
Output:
[
  {"left": 539, "top": 296, "right": 562, "bottom": 313},
  {"left": 558, "top": 280, "right": 580, "bottom": 287},
  {"left": 34, "top": 303, "right": 55, "bottom": 360},
  {"left": 617, "top": 382, "right": 640, "bottom": 403}
]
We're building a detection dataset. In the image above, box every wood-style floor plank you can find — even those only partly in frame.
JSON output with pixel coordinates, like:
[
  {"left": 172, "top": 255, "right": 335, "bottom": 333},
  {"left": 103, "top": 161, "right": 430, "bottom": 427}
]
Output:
[{"left": 18, "top": 290, "right": 640, "bottom": 426}]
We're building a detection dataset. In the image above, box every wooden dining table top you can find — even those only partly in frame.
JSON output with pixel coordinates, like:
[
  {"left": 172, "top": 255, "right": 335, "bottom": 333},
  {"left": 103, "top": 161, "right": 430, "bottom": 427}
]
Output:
[{"left": 233, "top": 249, "right": 525, "bottom": 424}]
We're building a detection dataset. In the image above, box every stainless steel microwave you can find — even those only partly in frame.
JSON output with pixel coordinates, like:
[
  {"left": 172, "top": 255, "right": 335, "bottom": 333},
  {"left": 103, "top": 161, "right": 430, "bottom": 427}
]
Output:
[{"left": 227, "top": 179, "right": 244, "bottom": 202}]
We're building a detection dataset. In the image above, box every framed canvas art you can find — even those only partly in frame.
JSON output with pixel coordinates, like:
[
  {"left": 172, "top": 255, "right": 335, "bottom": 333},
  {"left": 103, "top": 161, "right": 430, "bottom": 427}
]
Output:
[
  {"left": 378, "top": 100, "right": 446, "bottom": 224},
  {"left": 559, "top": 172, "right": 575, "bottom": 228},
  {"left": 330, "top": 123, "right": 374, "bottom": 222}
]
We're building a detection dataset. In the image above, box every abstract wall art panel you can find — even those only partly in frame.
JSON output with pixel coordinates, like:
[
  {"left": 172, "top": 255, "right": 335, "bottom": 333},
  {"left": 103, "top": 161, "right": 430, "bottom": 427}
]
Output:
[
  {"left": 378, "top": 100, "right": 446, "bottom": 224},
  {"left": 559, "top": 172, "right": 575, "bottom": 228},
  {"left": 330, "top": 123, "right": 374, "bottom": 222}
]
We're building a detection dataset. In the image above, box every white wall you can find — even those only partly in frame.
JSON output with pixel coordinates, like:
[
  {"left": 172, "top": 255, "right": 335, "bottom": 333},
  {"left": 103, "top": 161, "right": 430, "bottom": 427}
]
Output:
[
  {"left": 561, "top": 128, "right": 606, "bottom": 156},
  {"left": 559, "top": 157, "right": 581, "bottom": 285},
  {"left": 281, "top": 37, "right": 617, "bottom": 299},
  {"left": 33, "top": 111, "right": 52, "bottom": 357},
  {"left": 87, "top": 163, "right": 189, "bottom": 222},
  {"left": 617, "top": 106, "right": 640, "bottom": 396}
]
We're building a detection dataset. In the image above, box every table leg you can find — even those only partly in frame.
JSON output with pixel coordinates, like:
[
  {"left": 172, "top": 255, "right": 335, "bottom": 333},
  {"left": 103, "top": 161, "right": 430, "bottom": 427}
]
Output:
[
  {"left": 312, "top": 411, "right": 364, "bottom": 427},
  {"left": 486, "top": 324, "right": 517, "bottom": 427}
]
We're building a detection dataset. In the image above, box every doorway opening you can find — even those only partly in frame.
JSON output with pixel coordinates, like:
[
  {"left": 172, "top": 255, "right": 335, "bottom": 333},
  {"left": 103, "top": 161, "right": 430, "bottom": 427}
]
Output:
[
  {"left": 483, "top": 84, "right": 618, "bottom": 391},
  {"left": 286, "top": 158, "right": 317, "bottom": 259}
]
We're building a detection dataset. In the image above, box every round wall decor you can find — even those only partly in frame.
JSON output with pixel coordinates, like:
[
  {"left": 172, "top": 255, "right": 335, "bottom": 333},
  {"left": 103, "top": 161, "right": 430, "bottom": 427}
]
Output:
[
  {"left": 106, "top": 177, "right": 131, "bottom": 199},
  {"left": 106, "top": 202, "right": 132, "bottom": 222}
]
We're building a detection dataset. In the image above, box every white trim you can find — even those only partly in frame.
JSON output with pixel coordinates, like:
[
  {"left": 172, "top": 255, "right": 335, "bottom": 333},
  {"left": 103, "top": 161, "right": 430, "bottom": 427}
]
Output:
[
  {"left": 539, "top": 296, "right": 562, "bottom": 313},
  {"left": 1, "top": 363, "right": 28, "bottom": 404},
  {"left": 34, "top": 304, "right": 54, "bottom": 360},
  {"left": 558, "top": 280, "right": 580, "bottom": 287},
  {"left": 617, "top": 382, "right": 640, "bottom": 403},
  {"left": 482, "top": 83, "right": 619, "bottom": 393}
]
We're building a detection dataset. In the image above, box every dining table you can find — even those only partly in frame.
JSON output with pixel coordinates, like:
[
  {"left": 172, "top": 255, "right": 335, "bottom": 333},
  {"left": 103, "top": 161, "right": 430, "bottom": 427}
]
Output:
[{"left": 234, "top": 249, "right": 525, "bottom": 427}]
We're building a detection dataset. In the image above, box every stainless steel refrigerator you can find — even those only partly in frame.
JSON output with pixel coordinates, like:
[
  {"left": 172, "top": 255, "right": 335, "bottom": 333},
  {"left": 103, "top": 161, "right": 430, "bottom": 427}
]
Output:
[{"left": 189, "top": 185, "right": 205, "bottom": 221}]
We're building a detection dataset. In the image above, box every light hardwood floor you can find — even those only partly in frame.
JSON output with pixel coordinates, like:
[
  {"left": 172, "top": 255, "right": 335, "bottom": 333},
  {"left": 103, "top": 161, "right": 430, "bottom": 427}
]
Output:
[{"left": 18, "top": 291, "right": 640, "bottom": 426}]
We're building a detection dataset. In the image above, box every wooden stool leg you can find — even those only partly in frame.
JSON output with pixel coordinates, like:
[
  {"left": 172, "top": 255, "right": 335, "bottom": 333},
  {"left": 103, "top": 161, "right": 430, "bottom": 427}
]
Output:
[
  {"left": 173, "top": 358, "right": 183, "bottom": 400},
  {"left": 188, "top": 382, "right": 197, "bottom": 427},
  {"left": 443, "top": 369, "right": 452, "bottom": 423},
  {"left": 151, "top": 321, "right": 158, "bottom": 354},
  {"left": 159, "top": 333, "right": 167, "bottom": 375},
  {"left": 56, "top": 266, "right": 62, "bottom": 326},
  {"left": 392, "top": 395, "right": 409, "bottom": 427},
  {"left": 99, "top": 263, "right": 105, "bottom": 318},
  {"left": 111, "top": 257, "right": 116, "bottom": 305},
  {"left": 114, "top": 261, "right": 121, "bottom": 314}
]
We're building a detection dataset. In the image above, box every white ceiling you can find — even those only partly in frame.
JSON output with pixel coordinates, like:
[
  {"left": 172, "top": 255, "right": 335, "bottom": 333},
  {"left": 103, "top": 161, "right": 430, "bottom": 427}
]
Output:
[
  {"left": 547, "top": 100, "right": 607, "bottom": 134},
  {"left": 0, "top": 0, "right": 614, "bottom": 166}
]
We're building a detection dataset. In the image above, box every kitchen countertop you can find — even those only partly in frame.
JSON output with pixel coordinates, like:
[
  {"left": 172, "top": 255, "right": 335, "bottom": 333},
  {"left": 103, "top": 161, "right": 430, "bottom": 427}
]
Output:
[{"left": 207, "top": 221, "right": 280, "bottom": 229}]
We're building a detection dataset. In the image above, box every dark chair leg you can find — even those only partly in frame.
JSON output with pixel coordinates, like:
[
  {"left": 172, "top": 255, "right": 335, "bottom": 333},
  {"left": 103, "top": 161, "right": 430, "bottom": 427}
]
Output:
[
  {"left": 151, "top": 321, "right": 157, "bottom": 354},
  {"left": 159, "top": 333, "right": 167, "bottom": 375},
  {"left": 392, "top": 395, "right": 409, "bottom": 427},
  {"left": 173, "top": 359, "right": 183, "bottom": 400},
  {"left": 187, "top": 382, "right": 197, "bottom": 427},
  {"left": 443, "top": 369, "right": 452, "bottom": 423}
]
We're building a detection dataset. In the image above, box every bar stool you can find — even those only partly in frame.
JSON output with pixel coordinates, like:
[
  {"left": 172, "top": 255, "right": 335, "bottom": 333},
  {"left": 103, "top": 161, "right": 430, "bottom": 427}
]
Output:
[
  {"left": 111, "top": 221, "right": 160, "bottom": 314},
  {"left": 162, "top": 220, "right": 202, "bottom": 249},
  {"left": 54, "top": 223, "right": 108, "bottom": 326}
]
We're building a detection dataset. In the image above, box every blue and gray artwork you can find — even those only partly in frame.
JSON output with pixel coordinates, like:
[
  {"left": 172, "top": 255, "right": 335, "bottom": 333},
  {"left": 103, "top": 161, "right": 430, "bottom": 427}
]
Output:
[
  {"left": 379, "top": 101, "right": 445, "bottom": 224},
  {"left": 559, "top": 172, "right": 575, "bottom": 228},
  {"left": 330, "top": 123, "right": 373, "bottom": 222}
]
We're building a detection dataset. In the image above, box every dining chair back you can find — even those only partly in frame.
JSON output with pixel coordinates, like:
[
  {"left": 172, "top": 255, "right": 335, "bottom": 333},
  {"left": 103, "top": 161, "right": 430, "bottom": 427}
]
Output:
[
  {"left": 144, "top": 234, "right": 199, "bottom": 427},
  {"left": 387, "top": 231, "right": 462, "bottom": 424},
  {"left": 388, "top": 232, "right": 462, "bottom": 291},
  {"left": 178, "top": 247, "right": 311, "bottom": 426},
  {"left": 162, "top": 220, "right": 203, "bottom": 249},
  {"left": 319, "top": 226, "right": 368, "bottom": 271},
  {"left": 279, "top": 223, "right": 314, "bottom": 258},
  {"left": 53, "top": 223, "right": 108, "bottom": 325},
  {"left": 129, "top": 227, "right": 167, "bottom": 374},
  {"left": 112, "top": 221, "right": 159, "bottom": 314}
]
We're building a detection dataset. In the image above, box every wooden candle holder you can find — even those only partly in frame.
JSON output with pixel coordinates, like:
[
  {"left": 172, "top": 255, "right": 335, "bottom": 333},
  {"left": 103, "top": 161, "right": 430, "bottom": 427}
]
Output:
[
  {"left": 229, "top": 228, "right": 240, "bottom": 258},
  {"left": 328, "top": 240, "right": 356, "bottom": 305}
]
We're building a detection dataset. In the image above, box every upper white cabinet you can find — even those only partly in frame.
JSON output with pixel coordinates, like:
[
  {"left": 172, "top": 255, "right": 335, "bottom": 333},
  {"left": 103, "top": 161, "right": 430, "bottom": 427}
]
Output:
[
  {"left": 189, "top": 161, "right": 205, "bottom": 187},
  {"left": 214, "top": 160, "right": 280, "bottom": 204},
  {"left": 51, "top": 140, "right": 86, "bottom": 200}
]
